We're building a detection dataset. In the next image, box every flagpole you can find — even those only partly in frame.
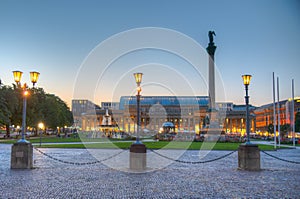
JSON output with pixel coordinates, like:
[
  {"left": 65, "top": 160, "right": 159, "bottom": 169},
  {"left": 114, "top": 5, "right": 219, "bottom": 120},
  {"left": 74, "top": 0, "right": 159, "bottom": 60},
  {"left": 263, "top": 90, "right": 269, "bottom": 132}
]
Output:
[
  {"left": 273, "top": 72, "right": 277, "bottom": 149},
  {"left": 277, "top": 76, "right": 281, "bottom": 147}
]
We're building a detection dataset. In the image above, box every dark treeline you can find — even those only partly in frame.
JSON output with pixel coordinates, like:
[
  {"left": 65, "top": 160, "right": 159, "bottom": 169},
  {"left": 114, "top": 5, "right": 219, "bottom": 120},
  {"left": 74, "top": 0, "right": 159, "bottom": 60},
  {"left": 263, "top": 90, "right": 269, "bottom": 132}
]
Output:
[{"left": 0, "top": 84, "right": 73, "bottom": 138}]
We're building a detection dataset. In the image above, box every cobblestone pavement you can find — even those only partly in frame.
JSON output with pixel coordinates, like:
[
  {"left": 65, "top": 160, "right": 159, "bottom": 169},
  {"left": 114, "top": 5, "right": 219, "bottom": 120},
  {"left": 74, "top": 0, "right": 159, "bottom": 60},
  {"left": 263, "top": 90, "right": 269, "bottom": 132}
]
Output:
[{"left": 0, "top": 144, "right": 299, "bottom": 198}]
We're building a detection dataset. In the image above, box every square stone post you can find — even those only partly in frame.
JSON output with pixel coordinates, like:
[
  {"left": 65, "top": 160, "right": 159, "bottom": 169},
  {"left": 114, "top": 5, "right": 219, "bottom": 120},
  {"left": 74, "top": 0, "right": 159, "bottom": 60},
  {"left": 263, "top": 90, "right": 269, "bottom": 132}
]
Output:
[
  {"left": 238, "top": 144, "right": 260, "bottom": 171},
  {"left": 11, "top": 142, "right": 33, "bottom": 169},
  {"left": 130, "top": 143, "right": 146, "bottom": 171}
]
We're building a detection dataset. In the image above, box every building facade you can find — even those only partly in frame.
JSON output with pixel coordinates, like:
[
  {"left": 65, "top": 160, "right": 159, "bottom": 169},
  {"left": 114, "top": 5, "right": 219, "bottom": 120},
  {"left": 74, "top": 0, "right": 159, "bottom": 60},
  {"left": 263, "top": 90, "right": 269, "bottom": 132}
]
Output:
[
  {"left": 101, "top": 102, "right": 120, "bottom": 110},
  {"left": 117, "top": 96, "right": 210, "bottom": 134},
  {"left": 76, "top": 96, "right": 258, "bottom": 137},
  {"left": 254, "top": 98, "right": 300, "bottom": 137},
  {"left": 72, "top": 99, "right": 98, "bottom": 128},
  {"left": 223, "top": 110, "right": 256, "bottom": 135}
]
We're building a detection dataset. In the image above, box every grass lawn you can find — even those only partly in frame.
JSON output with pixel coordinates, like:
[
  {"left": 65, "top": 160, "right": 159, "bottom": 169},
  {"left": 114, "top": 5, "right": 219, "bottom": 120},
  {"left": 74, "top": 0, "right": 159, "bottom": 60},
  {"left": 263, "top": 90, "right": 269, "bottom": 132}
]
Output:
[
  {"left": 38, "top": 141, "right": 278, "bottom": 151},
  {"left": 0, "top": 136, "right": 114, "bottom": 144},
  {"left": 0, "top": 137, "right": 284, "bottom": 150}
]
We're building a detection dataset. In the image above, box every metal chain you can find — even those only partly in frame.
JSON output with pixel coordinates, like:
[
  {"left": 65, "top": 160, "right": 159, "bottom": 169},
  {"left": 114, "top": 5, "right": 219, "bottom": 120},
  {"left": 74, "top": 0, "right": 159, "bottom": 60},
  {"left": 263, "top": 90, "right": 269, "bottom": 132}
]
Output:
[
  {"left": 149, "top": 149, "right": 237, "bottom": 164},
  {"left": 261, "top": 150, "right": 300, "bottom": 164},
  {"left": 34, "top": 147, "right": 300, "bottom": 166},
  {"left": 33, "top": 147, "right": 127, "bottom": 165}
]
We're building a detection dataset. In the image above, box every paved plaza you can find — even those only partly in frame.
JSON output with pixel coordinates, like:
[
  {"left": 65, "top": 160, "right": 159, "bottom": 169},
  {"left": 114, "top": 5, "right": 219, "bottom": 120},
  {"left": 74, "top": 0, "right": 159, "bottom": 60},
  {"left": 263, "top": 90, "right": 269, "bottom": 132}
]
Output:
[{"left": 0, "top": 143, "right": 299, "bottom": 198}]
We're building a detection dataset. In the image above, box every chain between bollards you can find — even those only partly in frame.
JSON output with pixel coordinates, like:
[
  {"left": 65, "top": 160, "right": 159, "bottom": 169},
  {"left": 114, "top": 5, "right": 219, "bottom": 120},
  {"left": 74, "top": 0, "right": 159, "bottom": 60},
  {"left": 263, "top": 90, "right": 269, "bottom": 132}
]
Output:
[
  {"left": 149, "top": 149, "right": 237, "bottom": 164},
  {"left": 34, "top": 147, "right": 300, "bottom": 166},
  {"left": 260, "top": 150, "right": 300, "bottom": 164},
  {"left": 34, "top": 147, "right": 127, "bottom": 165}
]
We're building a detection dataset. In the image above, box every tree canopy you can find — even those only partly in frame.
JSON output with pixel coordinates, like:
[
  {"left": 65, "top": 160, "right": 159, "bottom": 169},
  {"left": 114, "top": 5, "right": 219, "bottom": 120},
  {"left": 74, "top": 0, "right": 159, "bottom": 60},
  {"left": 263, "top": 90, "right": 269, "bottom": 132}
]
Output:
[{"left": 0, "top": 85, "right": 73, "bottom": 137}]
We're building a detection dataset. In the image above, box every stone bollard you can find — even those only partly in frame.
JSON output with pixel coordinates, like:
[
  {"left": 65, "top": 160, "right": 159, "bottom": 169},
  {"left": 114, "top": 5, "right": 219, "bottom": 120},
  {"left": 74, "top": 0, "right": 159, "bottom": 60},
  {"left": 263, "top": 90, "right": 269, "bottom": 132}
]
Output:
[
  {"left": 130, "top": 143, "right": 146, "bottom": 171},
  {"left": 238, "top": 144, "right": 260, "bottom": 171},
  {"left": 11, "top": 142, "right": 33, "bottom": 169}
]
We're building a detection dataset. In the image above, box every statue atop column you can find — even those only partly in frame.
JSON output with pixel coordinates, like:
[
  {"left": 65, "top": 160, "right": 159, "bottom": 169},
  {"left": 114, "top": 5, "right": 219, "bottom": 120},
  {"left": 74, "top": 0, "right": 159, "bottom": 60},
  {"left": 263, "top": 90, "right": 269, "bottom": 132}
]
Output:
[
  {"left": 206, "top": 30, "right": 217, "bottom": 112},
  {"left": 208, "top": 31, "right": 216, "bottom": 45}
]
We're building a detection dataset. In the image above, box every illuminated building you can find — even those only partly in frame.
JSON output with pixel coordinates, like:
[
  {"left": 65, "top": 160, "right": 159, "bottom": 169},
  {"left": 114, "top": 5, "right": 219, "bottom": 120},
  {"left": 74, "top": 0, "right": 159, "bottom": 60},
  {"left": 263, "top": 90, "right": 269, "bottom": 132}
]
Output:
[
  {"left": 71, "top": 99, "right": 98, "bottom": 129},
  {"left": 116, "top": 96, "right": 210, "bottom": 134},
  {"left": 76, "top": 96, "right": 258, "bottom": 136},
  {"left": 254, "top": 97, "right": 300, "bottom": 137}
]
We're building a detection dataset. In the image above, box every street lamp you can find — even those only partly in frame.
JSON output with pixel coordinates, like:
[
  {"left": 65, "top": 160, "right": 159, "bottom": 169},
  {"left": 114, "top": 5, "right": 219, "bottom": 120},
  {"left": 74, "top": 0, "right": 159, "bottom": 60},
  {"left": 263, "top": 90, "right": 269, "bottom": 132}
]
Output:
[
  {"left": 130, "top": 72, "right": 146, "bottom": 171},
  {"left": 134, "top": 73, "right": 143, "bottom": 143},
  {"left": 30, "top": 71, "right": 40, "bottom": 86},
  {"left": 13, "top": 70, "right": 40, "bottom": 143},
  {"left": 238, "top": 74, "right": 260, "bottom": 171},
  {"left": 38, "top": 122, "right": 44, "bottom": 129},
  {"left": 38, "top": 122, "right": 44, "bottom": 146},
  {"left": 13, "top": 71, "right": 23, "bottom": 85},
  {"left": 242, "top": 74, "right": 252, "bottom": 144}
]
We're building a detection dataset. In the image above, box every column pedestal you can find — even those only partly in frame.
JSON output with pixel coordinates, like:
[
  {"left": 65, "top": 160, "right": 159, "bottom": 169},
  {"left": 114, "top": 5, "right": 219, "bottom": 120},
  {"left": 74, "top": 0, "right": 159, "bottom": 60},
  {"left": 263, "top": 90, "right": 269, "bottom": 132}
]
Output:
[
  {"left": 11, "top": 142, "right": 33, "bottom": 169},
  {"left": 206, "top": 110, "right": 221, "bottom": 141},
  {"left": 238, "top": 144, "right": 260, "bottom": 171},
  {"left": 130, "top": 143, "right": 146, "bottom": 171}
]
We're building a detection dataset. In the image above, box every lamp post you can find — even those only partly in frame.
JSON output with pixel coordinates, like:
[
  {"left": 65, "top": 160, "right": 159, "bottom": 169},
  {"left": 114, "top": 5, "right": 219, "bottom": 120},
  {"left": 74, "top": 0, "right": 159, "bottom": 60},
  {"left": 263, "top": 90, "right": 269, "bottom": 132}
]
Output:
[
  {"left": 242, "top": 74, "right": 252, "bottom": 145},
  {"left": 238, "top": 74, "right": 260, "bottom": 171},
  {"left": 133, "top": 72, "right": 143, "bottom": 143},
  {"left": 13, "top": 70, "right": 40, "bottom": 143},
  {"left": 129, "top": 72, "right": 146, "bottom": 171}
]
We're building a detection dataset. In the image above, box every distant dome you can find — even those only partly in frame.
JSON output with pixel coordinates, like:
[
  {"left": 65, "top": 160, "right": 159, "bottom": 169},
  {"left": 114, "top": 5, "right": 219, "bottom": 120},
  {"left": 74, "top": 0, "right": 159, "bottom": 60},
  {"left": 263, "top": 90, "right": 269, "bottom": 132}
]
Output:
[{"left": 162, "top": 122, "right": 175, "bottom": 128}]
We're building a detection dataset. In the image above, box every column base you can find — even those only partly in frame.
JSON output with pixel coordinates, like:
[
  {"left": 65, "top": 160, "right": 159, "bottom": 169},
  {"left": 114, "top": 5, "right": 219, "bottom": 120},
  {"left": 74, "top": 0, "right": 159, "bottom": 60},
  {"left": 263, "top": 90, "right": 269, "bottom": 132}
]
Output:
[
  {"left": 129, "top": 143, "right": 146, "bottom": 171},
  {"left": 238, "top": 144, "right": 260, "bottom": 171},
  {"left": 11, "top": 142, "right": 33, "bottom": 169}
]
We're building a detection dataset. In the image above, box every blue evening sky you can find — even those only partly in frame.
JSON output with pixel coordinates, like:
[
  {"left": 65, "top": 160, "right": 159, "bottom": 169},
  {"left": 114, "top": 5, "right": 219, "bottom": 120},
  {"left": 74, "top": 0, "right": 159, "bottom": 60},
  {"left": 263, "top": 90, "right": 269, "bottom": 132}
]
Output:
[{"left": 0, "top": 0, "right": 299, "bottom": 107}]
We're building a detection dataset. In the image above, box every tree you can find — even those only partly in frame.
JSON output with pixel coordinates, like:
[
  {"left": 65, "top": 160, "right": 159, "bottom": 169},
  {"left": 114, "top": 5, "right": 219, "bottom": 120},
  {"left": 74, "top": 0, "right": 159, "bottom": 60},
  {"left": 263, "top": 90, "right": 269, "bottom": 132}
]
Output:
[
  {"left": 26, "top": 87, "right": 47, "bottom": 135},
  {"left": 280, "top": 124, "right": 290, "bottom": 138},
  {"left": 267, "top": 124, "right": 274, "bottom": 137},
  {"left": 0, "top": 85, "right": 20, "bottom": 137},
  {"left": 40, "top": 94, "right": 73, "bottom": 129},
  {"left": 0, "top": 92, "right": 11, "bottom": 136},
  {"left": 0, "top": 85, "right": 73, "bottom": 137}
]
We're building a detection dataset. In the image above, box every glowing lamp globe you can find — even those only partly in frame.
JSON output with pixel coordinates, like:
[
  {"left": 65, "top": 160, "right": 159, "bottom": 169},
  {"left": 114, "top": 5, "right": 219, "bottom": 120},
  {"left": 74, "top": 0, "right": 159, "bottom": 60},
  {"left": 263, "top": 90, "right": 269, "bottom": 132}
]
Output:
[
  {"left": 13, "top": 70, "right": 23, "bottom": 84},
  {"left": 134, "top": 73, "right": 143, "bottom": 86},
  {"left": 30, "top": 71, "right": 40, "bottom": 86},
  {"left": 242, "top": 74, "right": 252, "bottom": 86}
]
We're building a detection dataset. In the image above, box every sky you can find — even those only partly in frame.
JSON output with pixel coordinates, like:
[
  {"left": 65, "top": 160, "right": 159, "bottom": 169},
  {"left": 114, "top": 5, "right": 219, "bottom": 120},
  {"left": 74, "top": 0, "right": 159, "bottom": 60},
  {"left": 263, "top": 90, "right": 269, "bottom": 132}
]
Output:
[{"left": 0, "top": 0, "right": 299, "bottom": 107}]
